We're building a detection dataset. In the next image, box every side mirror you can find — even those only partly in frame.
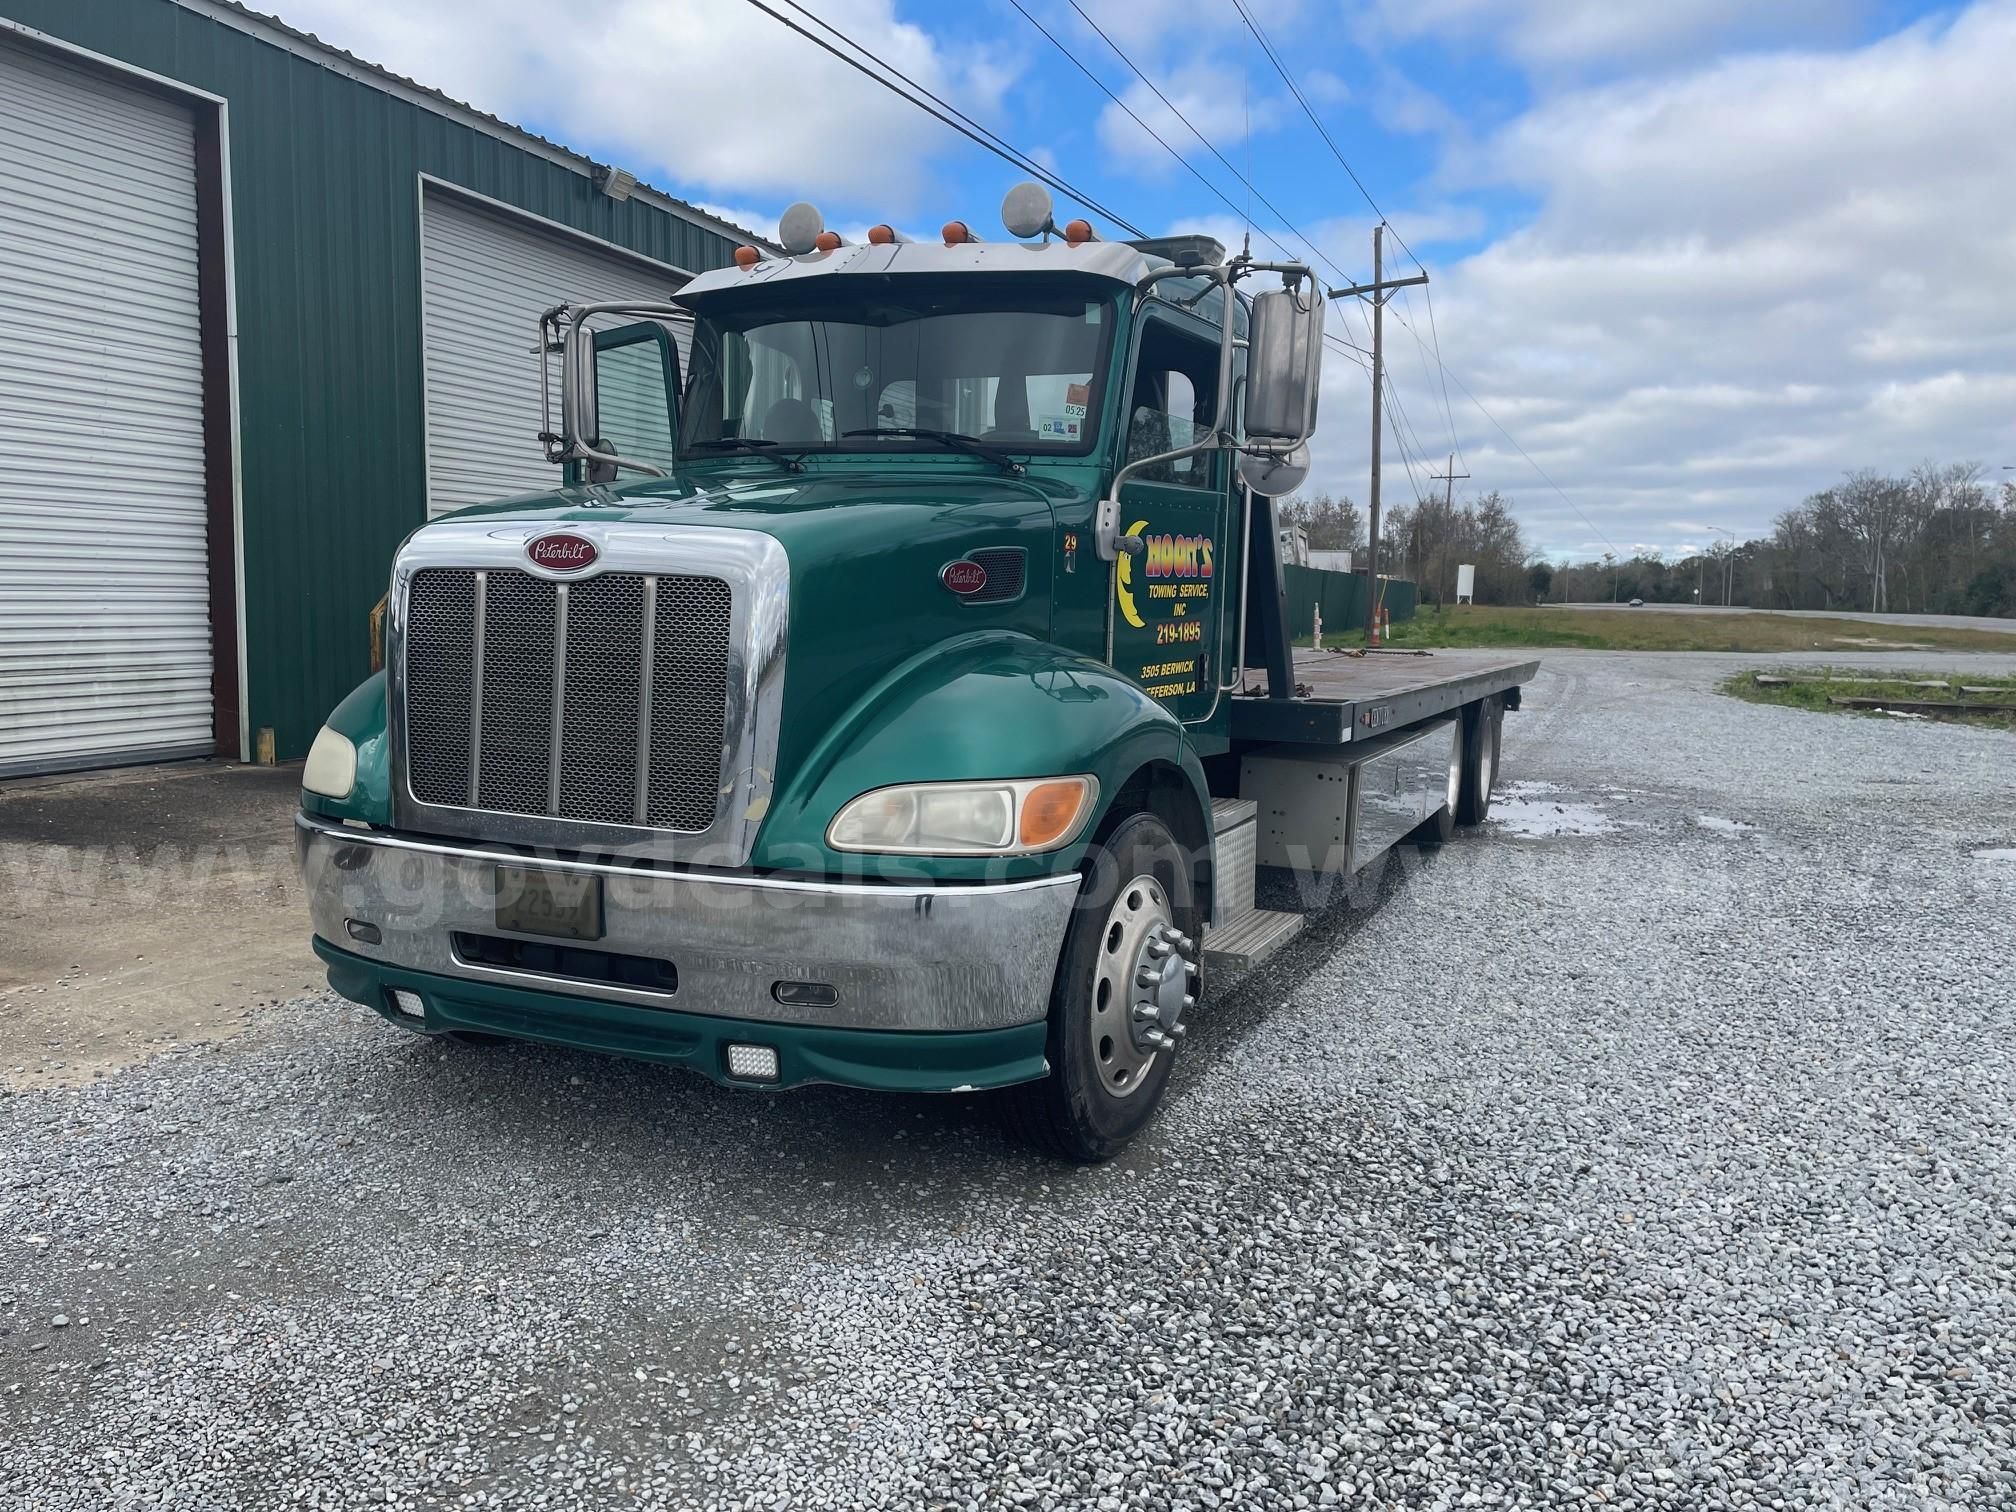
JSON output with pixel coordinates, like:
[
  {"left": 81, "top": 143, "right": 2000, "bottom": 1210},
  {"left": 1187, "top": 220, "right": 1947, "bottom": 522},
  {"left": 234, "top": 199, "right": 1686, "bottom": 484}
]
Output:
[
  {"left": 1245, "top": 286, "right": 1325, "bottom": 447},
  {"left": 561, "top": 316, "right": 605, "bottom": 477},
  {"left": 538, "top": 301, "right": 687, "bottom": 482}
]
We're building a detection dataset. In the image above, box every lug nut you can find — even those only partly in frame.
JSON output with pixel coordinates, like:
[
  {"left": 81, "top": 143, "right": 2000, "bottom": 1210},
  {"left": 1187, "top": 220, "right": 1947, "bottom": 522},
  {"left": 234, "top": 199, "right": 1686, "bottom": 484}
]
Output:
[
  {"left": 1132, "top": 1001, "right": 1161, "bottom": 1022},
  {"left": 1170, "top": 1023, "right": 1187, "bottom": 1039},
  {"left": 1182, "top": 994, "right": 1196, "bottom": 1010},
  {"left": 1148, "top": 939, "right": 1173, "bottom": 959}
]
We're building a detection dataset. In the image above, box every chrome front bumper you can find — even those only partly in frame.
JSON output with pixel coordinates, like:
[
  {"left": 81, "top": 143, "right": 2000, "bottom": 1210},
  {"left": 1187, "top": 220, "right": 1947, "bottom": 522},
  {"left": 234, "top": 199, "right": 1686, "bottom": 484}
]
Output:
[{"left": 295, "top": 813, "right": 1078, "bottom": 1032}]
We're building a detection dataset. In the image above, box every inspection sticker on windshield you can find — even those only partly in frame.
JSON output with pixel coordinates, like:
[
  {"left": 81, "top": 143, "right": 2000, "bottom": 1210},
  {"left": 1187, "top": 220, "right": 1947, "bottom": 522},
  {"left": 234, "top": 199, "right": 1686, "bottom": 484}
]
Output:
[
  {"left": 1038, "top": 416, "right": 1082, "bottom": 440},
  {"left": 1064, "top": 382, "right": 1090, "bottom": 420}
]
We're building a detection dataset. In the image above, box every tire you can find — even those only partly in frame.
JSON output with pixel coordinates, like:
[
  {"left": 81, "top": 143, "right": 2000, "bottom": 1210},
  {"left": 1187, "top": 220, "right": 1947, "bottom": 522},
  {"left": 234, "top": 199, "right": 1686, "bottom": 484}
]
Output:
[
  {"left": 1004, "top": 811, "right": 1199, "bottom": 1163},
  {"left": 1454, "top": 696, "right": 1501, "bottom": 827}
]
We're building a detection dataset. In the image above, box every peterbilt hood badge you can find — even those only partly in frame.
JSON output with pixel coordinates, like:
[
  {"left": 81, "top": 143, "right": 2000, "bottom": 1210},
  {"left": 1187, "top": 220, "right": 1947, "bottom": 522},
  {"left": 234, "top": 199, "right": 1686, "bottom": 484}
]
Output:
[
  {"left": 940, "top": 559, "right": 988, "bottom": 596},
  {"left": 526, "top": 532, "right": 599, "bottom": 573}
]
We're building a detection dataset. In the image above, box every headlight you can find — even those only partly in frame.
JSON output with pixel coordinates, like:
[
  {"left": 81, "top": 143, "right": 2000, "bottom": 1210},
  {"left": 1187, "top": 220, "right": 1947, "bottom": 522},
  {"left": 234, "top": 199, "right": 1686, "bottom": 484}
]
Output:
[
  {"left": 828, "top": 776, "right": 1098, "bottom": 855},
  {"left": 302, "top": 725, "right": 358, "bottom": 800}
]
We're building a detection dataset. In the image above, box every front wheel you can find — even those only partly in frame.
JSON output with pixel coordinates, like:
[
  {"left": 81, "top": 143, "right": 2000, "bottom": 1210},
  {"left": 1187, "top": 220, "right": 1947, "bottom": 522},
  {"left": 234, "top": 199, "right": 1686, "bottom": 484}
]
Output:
[{"left": 1004, "top": 812, "right": 1200, "bottom": 1162}]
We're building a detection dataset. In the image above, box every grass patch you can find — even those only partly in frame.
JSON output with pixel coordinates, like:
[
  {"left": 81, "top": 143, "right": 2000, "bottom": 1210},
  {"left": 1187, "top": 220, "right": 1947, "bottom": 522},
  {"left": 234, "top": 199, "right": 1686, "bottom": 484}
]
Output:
[
  {"left": 1723, "top": 667, "right": 2016, "bottom": 728},
  {"left": 1318, "top": 604, "right": 2016, "bottom": 654}
]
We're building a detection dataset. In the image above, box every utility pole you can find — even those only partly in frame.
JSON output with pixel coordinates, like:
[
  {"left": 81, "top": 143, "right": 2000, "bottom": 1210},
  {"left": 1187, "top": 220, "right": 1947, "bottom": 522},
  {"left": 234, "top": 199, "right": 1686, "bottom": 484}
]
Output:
[
  {"left": 1429, "top": 453, "right": 1469, "bottom": 601},
  {"left": 1328, "top": 225, "right": 1428, "bottom": 644},
  {"left": 1708, "top": 525, "right": 1734, "bottom": 605}
]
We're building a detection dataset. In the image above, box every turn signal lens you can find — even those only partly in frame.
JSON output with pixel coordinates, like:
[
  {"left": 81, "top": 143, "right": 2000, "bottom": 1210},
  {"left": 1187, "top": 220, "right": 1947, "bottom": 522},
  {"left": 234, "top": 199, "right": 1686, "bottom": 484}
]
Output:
[
  {"left": 734, "top": 245, "right": 762, "bottom": 269},
  {"left": 828, "top": 777, "right": 1099, "bottom": 855},
  {"left": 1019, "top": 779, "right": 1093, "bottom": 849}
]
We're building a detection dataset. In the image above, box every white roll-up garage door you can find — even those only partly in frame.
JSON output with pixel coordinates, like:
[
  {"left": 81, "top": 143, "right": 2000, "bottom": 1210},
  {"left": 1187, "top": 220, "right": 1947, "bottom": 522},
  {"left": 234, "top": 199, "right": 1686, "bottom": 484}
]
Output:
[
  {"left": 420, "top": 191, "right": 691, "bottom": 516},
  {"left": 0, "top": 44, "right": 212, "bottom": 777}
]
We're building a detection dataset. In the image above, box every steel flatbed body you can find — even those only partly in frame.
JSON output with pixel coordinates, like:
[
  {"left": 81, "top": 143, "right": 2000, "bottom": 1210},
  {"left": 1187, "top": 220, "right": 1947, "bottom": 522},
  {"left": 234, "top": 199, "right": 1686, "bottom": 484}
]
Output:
[{"left": 1228, "top": 649, "right": 1541, "bottom": 745}]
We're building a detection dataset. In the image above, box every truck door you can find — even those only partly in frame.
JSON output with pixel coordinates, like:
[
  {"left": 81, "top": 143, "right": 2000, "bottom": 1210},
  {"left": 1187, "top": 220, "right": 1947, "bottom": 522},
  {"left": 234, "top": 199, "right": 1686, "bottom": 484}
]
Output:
[
  {"left": 588, "top": 320, "right": 683, "bottom": 473},
  {"left": 1110, "top": 311, "right": 1230, "bottom": 722}
]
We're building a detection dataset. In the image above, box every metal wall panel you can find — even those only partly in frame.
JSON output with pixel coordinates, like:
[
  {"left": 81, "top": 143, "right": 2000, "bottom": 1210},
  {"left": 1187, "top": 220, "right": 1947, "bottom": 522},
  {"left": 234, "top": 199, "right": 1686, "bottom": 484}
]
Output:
[
  {"left": 420, "top": 191, "right": 688, "bottom": 516},
  {"left": 2, "top": 0, "right": 751, "bottom": 761},
  {"left": 0, "top": 41, "right": 210, "bottom": 774}
]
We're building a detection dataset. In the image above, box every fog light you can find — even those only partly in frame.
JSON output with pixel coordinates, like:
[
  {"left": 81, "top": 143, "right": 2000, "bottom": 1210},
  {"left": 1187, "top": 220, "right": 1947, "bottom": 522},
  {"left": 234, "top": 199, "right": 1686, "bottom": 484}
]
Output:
[
  {"left": 725, "top": 1043, "right": 780, "bottom": 1082},
  {"left": 346, "top": 918, "right": 382, "bottom": 945},
  {"left": 388, "top": 989, "right": 425, "bottom": 1019}
]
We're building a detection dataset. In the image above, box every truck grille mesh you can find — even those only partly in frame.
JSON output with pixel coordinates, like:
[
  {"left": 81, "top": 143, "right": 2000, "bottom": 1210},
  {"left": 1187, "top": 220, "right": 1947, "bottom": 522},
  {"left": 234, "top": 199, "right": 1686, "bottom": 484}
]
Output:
[{"left": 403, "top": 567, "right": 733, "bottom": 833}]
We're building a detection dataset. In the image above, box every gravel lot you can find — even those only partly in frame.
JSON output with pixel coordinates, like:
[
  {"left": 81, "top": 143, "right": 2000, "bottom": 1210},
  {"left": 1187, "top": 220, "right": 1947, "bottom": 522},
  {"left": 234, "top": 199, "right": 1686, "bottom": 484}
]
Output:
[{"left": 4, "top": 649, "right": 2014, "bottom": 1510}]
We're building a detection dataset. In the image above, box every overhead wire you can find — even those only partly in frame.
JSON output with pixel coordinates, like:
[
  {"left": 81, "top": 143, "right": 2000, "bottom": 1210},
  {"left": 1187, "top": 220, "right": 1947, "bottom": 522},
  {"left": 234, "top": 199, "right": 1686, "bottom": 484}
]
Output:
[
  {"left": 1227, "top": 0, "right": 1621, "bottom": 555},
  {"left": 744, "top": 0, "right": 1144, "bottom": 236}
]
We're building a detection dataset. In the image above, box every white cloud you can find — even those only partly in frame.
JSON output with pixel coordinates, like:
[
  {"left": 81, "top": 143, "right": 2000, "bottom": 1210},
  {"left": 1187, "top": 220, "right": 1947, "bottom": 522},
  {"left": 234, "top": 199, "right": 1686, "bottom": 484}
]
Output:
[
  {"left": 1092, "top": 61, "right": 1286, "bottom": 175},
  {"left": 271, "top": 0, "right": 1017, "bottom": 206},
  {"left": 1302, "top": 2, "right": 2016, "bottom": 557},
  {"left": 1368, "top": 0, "right": 1862, "bottom": 69}
]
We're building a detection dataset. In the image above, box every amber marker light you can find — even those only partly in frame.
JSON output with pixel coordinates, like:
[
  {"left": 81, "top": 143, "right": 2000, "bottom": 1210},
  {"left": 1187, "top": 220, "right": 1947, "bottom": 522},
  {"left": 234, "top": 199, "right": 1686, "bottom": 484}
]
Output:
[
  {"left": 814, "top": 230, "right": 842, "bottom": 252},
  {"left": 1019, "top": 778, "right": 1095, "bottom": 850},
  {"left": 942, "top": 219, "right": 974, "bottom": 246},
  {"left": 1063, "top": 219, "right": 1096, "bottom": 246},
  {"left": 867, "top": 224, "right": 898, "bottom": 244},
  {"left": 734, "top": 245, "right": 762, "bottom": 269}
]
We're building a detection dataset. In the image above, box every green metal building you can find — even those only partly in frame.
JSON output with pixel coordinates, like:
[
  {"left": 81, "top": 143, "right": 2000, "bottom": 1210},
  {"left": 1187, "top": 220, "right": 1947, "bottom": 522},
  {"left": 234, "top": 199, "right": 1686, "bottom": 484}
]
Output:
[{"left": 0, "top": 0, "right": 756, "bottom": 775}]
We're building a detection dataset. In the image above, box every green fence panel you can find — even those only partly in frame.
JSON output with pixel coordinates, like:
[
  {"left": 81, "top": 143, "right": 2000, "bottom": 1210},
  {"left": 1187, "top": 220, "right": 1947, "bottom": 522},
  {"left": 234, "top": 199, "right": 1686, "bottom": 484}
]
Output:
[{"left": 1282, "top": 567, "right": 1415, "bottom": 639}]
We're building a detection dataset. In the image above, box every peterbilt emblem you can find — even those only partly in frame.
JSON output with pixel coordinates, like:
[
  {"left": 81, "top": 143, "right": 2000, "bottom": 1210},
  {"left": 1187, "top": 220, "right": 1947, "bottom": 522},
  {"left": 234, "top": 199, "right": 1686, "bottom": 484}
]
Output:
[
  {"left": 940, "top": 559, "right": 988, "bottom": 596},
  {"left": 527, "top": 533, "right": 599, "bottom": 573}
]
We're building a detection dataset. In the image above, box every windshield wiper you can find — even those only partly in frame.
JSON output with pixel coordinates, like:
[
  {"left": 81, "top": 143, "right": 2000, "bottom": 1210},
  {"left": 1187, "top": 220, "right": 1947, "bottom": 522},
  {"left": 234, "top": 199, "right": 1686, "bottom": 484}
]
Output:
[
  {"left": 842, "top": 427, "right": 1024, "bottom": 475},
  {"left": 687, "top": 437, "right": 805, "bottom": 471}
]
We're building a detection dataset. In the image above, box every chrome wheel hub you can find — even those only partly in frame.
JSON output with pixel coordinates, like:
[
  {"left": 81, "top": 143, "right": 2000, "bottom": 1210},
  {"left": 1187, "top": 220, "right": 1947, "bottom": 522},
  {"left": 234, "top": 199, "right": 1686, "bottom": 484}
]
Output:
[{"left": 1090, "top": 873, "right": 1196, "bottom": 1099}]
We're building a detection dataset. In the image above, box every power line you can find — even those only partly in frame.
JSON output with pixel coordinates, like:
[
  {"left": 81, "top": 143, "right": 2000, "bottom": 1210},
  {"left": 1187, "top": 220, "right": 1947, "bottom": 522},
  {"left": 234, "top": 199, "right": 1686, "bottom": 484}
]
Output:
[
  {"left": 1420, "top": 285, "right": 1465, "bottom": 473},
  {"left": 1228, "top": 0, "right": 1411, "bottom": 267},
  {"left": 744, "top": 0, "right": 1144, "bottom": 236},
  {"left": 1058, "top": 0, "right": 1368, "bottom": 290},
  {"left": 1003, "top": 0, "right": 1306, "bottom": 268}
]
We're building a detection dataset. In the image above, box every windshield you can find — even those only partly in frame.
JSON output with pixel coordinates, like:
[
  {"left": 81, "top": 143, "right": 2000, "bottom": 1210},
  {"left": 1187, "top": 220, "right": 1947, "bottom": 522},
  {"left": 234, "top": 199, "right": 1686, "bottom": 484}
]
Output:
[{"left": 678, "top": 281, "right": 1114, "bottom": 459}]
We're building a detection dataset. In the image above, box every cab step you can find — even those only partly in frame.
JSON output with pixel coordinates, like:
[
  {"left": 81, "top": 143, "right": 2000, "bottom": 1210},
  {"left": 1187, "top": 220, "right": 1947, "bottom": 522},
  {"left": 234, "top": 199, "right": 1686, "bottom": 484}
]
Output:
[
  {"left": 1203, "top": 907, "right": 1303, "bottom": 972},
  {"left": 1202, "top": 797, "right": 1303, "bottom": 973}
]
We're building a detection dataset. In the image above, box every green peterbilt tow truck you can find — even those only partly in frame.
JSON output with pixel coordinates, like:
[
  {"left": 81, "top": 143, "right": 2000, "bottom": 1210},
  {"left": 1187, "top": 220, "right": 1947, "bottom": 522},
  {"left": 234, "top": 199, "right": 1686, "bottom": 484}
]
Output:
[{"left": 296, "top": 186, "right": 1536, "bottom": 1160}]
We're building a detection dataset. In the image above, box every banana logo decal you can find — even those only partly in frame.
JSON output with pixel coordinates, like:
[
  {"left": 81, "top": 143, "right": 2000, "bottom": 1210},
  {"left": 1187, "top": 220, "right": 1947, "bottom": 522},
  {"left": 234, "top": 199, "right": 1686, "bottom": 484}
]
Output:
[{"left": 1114, "top": 519, "right": 1148, "bottom": 629}]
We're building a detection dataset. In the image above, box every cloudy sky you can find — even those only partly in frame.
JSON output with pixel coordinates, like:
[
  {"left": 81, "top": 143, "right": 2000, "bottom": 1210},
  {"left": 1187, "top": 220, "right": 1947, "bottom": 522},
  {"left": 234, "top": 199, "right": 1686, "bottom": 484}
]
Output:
[{"left": 280, "top": 0, "right": 2016, "bottom": 560}]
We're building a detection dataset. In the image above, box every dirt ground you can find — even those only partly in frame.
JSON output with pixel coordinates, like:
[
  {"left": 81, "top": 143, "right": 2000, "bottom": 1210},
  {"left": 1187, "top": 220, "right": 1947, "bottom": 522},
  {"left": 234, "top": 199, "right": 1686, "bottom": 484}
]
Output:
[{"left": 0, "top": 760, "right": 313, "bottom": 1089}]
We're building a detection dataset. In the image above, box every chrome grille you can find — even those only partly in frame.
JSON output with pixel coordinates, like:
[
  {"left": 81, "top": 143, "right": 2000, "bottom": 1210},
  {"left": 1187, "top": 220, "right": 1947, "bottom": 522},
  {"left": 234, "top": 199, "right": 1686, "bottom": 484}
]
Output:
[
  {"left": 403, "top": 567, "right": 733, "bottom": 832},
  {"left": 404, "top": 571, "right": 477, "bottom": 808},
  {"left": 647, "top": 577, "right": 735, "bottom": 831}
]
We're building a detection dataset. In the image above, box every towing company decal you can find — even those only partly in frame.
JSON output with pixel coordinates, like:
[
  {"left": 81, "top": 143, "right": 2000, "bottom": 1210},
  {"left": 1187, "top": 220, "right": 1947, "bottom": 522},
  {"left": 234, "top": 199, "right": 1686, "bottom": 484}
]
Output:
[
  {"left": 1115, "top": 519, "right": 1216, "bottom": 702},
  {"left": 526, "top": 532, "right": 599, "bottom": 573}
]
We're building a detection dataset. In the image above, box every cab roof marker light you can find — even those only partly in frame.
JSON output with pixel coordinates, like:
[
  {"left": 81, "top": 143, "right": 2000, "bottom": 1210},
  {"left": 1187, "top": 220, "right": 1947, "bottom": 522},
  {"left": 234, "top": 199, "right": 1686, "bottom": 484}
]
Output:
[
  {"left": 941, "top": 219, "right": 981, "bottom": 246},
  {"left": 866, "top": 223, "right": 905, "bottom": 245},
  {"left": 778, "top": 201, "right": 826, "bottom": 256},
  {"left": 813, "top": 230, "right": 843, "bottom": 252},
  {"left": 733, "top": 244, "right": 762, "bottom": 269},
  {"left": 1063, "top": 218, "right": 1098, "bottom": 246}
]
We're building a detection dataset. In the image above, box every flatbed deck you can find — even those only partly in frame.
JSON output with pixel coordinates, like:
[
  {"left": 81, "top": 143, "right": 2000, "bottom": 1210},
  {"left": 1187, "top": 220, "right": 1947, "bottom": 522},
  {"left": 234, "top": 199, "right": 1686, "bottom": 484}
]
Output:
[{"left": 1228, "top": 649, "right": 1540, "bottom": 744}]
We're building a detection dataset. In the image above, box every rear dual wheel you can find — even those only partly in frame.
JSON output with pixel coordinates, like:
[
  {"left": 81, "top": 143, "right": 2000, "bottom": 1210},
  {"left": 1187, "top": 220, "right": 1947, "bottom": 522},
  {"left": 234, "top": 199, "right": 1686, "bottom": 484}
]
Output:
[
  {"left": 1004, "top": 812, "right": 1200, "bottom": 1163},
  {"left": 1455, "top": 696, "right": 1503, "bottom": 826}
]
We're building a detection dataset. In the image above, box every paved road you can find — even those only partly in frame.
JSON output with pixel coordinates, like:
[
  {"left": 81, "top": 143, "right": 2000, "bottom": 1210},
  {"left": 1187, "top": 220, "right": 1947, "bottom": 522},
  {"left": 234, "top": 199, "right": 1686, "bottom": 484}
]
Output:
[
  {"left": 5, "top": 649, "right": 2015, "bottom": 1509},
  {"left": 1553, "top": 601, "right": 2016, "bottom": 634}
]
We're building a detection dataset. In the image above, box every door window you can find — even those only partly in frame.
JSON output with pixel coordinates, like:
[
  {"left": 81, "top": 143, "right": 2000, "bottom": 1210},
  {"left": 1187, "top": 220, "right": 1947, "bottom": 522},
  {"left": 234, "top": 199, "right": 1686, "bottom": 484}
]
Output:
[
  {"left": 1124, "top": 320, "right": 1220, "bottom": 485},
  {"left": 593, "top": 323, "right": 681, "bottom": 471}
]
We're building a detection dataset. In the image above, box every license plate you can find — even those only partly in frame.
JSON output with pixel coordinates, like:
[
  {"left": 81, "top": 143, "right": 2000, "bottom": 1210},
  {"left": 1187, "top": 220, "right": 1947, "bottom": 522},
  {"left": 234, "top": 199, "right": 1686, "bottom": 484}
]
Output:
[{"left": 494, "top": 865, "right": 604, "bottom": 941}]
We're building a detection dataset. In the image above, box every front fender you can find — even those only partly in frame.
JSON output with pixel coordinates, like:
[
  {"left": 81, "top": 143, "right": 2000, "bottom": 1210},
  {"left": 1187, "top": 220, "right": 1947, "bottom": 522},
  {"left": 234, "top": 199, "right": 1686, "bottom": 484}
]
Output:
[
  {"left": 300, "top": 671, "right": 392, "bottom": 827},
  {"left": 755, "top": 632, "right": 1201, "bottom": 881}
]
